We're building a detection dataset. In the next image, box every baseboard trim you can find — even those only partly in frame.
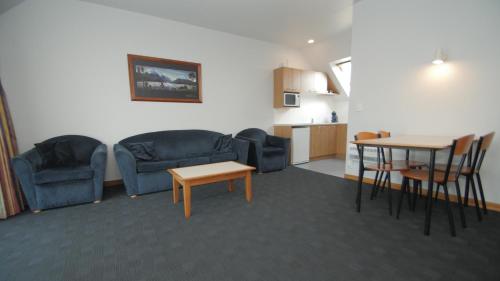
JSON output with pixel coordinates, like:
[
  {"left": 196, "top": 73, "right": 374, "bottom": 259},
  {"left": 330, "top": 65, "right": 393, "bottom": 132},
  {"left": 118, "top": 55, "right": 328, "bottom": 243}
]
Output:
[
  {"left": 104, "top": 179, "right": 123, "bottom": 188},
  {"left": 344, "top": 174, "right": 500, "bottom": 213}
]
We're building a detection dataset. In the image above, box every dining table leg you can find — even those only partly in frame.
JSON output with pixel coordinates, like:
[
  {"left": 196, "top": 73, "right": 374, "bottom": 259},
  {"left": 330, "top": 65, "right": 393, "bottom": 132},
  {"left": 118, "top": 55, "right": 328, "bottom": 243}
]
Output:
[
  {"left": 424, "top": 149, "right": 436, "bottom": 235},
  {"left": 356, "top": 145, "right": 365, "bottom": 212}
]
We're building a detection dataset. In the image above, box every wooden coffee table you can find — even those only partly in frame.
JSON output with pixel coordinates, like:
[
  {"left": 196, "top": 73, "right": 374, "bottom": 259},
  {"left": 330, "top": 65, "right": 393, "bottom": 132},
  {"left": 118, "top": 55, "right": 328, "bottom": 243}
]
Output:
[{"left": 168, "top": 161, "right": 255, "bottom": 219}]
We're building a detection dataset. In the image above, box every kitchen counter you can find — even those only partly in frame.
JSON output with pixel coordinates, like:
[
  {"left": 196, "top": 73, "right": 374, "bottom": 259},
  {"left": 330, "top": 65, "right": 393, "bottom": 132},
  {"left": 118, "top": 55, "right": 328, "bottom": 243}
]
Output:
[{"left": 274, "top": 122, "right": 347, "bottom": 127}]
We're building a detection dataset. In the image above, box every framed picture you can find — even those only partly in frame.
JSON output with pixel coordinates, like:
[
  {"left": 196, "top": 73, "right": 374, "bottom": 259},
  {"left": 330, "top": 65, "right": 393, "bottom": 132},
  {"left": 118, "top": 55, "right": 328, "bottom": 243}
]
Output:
[{"left": 127, "top": 54, "right": 202, "bottom": 103}]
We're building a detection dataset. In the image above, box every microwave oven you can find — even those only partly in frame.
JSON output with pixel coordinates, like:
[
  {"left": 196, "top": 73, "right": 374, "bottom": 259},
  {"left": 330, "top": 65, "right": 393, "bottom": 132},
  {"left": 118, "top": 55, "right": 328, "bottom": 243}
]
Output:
[{"left": 283, "top": 92, "right": 300, "bottom": 107}]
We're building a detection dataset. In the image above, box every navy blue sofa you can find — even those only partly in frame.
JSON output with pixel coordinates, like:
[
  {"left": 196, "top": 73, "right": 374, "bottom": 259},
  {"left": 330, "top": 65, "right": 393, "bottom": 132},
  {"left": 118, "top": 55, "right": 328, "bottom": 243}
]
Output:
[
  {"left": 12, "top": 135, "right": 107, "bottom": 212},
  {"left": 236, "top": 128, "right": 290, "bottom": 173},
  {"left": 114, "top": 130, "right": 249, "bottom": 196}
]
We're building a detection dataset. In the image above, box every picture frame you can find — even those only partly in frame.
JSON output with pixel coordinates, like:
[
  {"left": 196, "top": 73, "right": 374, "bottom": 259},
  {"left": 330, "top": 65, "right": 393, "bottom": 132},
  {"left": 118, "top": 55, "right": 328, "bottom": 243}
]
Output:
[{"left": 127, "top": 54, "right": 202, "bottom": 103}]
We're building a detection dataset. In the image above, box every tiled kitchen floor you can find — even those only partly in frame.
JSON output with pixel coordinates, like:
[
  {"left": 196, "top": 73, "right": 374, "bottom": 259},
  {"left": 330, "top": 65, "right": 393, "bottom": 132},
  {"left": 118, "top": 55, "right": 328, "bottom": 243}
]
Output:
[{"left": 295, "top": 158, "right": 345, "bottom": 178}]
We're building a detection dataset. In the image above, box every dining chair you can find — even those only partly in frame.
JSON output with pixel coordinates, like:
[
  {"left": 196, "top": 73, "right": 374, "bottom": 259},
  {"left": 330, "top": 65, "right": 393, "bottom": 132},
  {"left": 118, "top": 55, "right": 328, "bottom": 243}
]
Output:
[
  {"left": 373, "top": 131, "right": 427, "bottom": 200},
  {"left": 434, "top": 132, "right": 495, "bottom": 221},
  {"left": 397, "top": 134, "right": 475, "bottom": 236},
  {"left": 354, "top": 131, "right": 411, "bottom": 215}
]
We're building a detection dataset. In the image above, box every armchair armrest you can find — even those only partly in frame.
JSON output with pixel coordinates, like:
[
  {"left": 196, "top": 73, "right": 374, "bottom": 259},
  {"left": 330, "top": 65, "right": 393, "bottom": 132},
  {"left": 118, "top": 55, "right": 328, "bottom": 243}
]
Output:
[
  {"left": 11, "top": 148, "right": 40, "bottom": 210},
  {"left": 91, "top": 144, "right": 107, "bottom": 200},
  {"left": 267, "top": 135, "right": 291, "bottom": 167},
  {"left": 113, "top": 144, "right": 139, "bottom": 196},
  {"left": 267, "top": 135, "right": 290, "bottom": 148},
  {"left": 235, "top": 136, "right": 264, "bottom": 172},
  {"left": 232, "top": 138, "right": 249, "bottom": 164}
]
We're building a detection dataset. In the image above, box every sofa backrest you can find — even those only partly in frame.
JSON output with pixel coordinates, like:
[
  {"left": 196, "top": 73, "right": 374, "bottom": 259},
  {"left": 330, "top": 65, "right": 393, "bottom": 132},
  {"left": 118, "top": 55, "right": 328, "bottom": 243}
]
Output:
[
  {"left": 236, "top": 128, "right": 268, "bottom": 144},
  {"left": 119, "top": 130, "right": 224, "bottom": 160},
  {"left": 42, "top": 135, "right": 101, "bottom": 164}
]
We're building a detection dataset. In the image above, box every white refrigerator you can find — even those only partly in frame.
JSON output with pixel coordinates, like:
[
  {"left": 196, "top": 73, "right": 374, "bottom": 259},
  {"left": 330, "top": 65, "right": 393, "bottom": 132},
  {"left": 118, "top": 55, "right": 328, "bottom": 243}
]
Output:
[{"left": 292, "top": 126, "right": 310, "bottom": 164}]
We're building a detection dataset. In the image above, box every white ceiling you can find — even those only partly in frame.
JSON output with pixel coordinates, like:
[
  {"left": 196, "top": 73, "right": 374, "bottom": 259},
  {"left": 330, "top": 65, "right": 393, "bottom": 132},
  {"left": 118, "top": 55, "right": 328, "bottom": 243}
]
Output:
[{"left": 82, "top": 0, "right": 354, "bottom": 48}]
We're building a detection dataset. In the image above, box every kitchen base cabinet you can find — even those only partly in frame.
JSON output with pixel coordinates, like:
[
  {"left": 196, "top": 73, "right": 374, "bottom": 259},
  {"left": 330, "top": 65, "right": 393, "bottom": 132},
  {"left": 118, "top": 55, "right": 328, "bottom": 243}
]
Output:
[{"left": 274, "top": 123, "right": 347, "bottom": 163}]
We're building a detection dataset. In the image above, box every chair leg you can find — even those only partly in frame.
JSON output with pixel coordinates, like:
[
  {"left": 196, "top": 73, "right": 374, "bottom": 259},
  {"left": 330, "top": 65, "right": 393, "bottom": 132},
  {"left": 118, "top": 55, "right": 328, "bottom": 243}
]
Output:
[
  {"left": 463, "top": 175, "right": 470, "bottom": 207},
  {"left": 476, "top": 173, "right": 488, "bottom": 214},
  {"left": 370, "top": 170, "right": 380, "bottom": 200},
  {"left": 396, "top": 177, "right": 408, "bottom": 219},
  {"left": 454, "top": 180, "right": 467, "bottom": 228},
  {"left": 373, "top": 171, "right": 384, "bottom": 198},
  {"left": 442, "top": 184, "right": 456, "bottom": 237},
  {"left": 434, "top": 184, "right": 441, "bottom": 201},
  {"left": 387, "top": 172, "right": 393, "bottom": 216},
  {"left": 418, "top": 180, "right": 423, "bottom": 198},
  {"left": 412, "top": 179, "right": 418, "bottom": 211},
  {"left": 380, "top": 173, "right": 388, "bottom": 193},
  {"left": 470, "top": 176, "right": 483, "bottom": 221}
]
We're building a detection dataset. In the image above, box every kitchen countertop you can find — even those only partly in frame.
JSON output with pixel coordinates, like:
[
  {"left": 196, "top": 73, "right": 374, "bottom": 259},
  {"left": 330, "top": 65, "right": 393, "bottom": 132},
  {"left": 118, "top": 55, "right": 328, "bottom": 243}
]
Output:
[{"left": 274, "top": 122, "right": 347, "bottom": 127}]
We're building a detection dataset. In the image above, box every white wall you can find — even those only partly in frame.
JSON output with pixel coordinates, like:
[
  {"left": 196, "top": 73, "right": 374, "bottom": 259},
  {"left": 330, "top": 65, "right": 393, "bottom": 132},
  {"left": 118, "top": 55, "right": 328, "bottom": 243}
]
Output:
[
  {"left": 347, "top": 0, "right": 500, "bottom": 203},
  {"left": 0, "top": 0, "right": 310, "bottom": 180}
]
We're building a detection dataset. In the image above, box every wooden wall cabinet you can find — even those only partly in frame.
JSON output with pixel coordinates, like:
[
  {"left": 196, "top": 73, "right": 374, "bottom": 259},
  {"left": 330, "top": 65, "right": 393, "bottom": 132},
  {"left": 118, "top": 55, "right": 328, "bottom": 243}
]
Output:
[
  {"left": 274, "top": 67, "right": 301, "bottom": 108},
  {"left": 301, "top": 71, "right": 329, "bottom": 94}
]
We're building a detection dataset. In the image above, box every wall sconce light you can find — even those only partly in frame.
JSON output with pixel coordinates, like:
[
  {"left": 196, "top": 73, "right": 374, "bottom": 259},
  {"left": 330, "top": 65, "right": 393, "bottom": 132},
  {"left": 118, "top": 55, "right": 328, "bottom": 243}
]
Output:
[{"left": 432, "top": 48, "right": 446, "bottom": 65}]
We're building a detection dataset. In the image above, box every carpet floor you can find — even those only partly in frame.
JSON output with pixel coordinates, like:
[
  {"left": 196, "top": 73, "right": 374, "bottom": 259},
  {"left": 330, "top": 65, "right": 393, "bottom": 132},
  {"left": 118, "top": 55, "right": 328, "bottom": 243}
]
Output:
[{"left": 1, "top": 167, "right": 500, "bottom": 281}]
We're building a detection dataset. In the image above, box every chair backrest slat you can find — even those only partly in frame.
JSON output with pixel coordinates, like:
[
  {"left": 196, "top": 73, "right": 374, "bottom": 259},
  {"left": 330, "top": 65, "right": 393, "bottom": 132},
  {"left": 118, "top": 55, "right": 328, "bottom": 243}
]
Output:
[
  {"left": 355, "top": 132, "right": 378, "bottom": 141},
  {"left": 453, "top": 134, "right": 475, "bottom": 156},
  {"left": 480, "top": 132, "right": 495, "bottom": 151}
]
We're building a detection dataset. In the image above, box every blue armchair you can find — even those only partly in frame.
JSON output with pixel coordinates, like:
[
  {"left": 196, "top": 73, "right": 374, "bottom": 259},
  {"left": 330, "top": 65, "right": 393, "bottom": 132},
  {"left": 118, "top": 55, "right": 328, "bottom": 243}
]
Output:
[
  {"left": 12, "top": 135, "right": 107, "bottom": 212},
  {"left": 236, "top": 128, "right": 290, "bottom": 173}
]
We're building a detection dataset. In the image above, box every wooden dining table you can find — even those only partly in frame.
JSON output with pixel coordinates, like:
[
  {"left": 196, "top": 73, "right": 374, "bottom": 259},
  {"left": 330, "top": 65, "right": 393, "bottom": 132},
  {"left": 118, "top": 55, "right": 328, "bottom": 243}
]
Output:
[{"left": 351, "top": 135, "right": 457, "bottom": 235}]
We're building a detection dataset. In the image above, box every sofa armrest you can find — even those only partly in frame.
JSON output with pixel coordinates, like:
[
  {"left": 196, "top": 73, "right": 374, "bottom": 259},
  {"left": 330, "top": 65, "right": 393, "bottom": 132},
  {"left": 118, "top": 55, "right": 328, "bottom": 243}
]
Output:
[
  {"left": 11, "top": 149, "right": 39, "bottom": 210},
  {"left": 91, "top": 144, "right": 107, "bottom": 200},
  {"left": 232, "top": 138, "right": 249, "bottom": 164},
  {"left": 113, "top": 144, "right": 139, "bottom": 196},
  {"left": 236, "top": 136, "right": 263, "bottom": 172}
]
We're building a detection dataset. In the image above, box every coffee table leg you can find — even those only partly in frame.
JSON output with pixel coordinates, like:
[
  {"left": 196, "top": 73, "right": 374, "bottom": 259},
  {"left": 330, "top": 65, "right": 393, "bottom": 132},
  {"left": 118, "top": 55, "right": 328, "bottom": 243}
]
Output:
[
  {"left": 183, "top": 182, "right": 192, "bottom": 219},
  {"left": 173, "top": 178, "right": 180, "bottom": 204},
  {"left": 245, "top": 171, "right": 252, "bottom": 202},
  {"left": 228, "top": 180, "right": 235, "bottom": 192}
]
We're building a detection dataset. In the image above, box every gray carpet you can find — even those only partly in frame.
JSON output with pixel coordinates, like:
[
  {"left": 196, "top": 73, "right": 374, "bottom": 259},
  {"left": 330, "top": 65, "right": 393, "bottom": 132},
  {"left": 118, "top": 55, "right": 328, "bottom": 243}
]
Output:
[{"left": 1, "top": 167, "right": 500, "bottom": 281}]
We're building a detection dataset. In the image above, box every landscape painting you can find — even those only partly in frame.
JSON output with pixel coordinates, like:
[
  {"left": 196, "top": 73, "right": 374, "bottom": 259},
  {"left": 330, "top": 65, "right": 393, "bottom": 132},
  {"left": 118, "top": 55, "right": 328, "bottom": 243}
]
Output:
[{"left": 127, "top": 54, "right": 202, "bottom": 103}]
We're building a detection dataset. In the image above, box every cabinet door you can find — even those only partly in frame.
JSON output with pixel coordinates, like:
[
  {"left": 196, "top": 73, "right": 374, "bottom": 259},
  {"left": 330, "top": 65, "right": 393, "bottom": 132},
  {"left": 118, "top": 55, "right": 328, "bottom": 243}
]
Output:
[
  {"left": 309, "top": 126, "right": 322, "bottom": 158},
  {"left": 314, "top": 72, "right": 328, "bottom": 93},
  {"left": 301, "top": 70, "right": 315, "bottom": 94},
  {"left": 292, "top": 68, "right": 302, "bottom": 92},
  {"left": 325, "top": 126, "right": 337, "bottom": 155},
  {"left": 335, "top": 124, "right": 347, "bottom": 158},
  {"left": 282, "top": 68, "right": 294, "bottom": 92}
]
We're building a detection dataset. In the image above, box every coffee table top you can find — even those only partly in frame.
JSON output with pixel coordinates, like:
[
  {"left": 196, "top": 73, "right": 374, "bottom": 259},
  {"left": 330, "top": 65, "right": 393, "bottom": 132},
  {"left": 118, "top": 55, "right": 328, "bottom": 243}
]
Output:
[{"left": 168, "top": 161, "right": 255, "bottom": 181}]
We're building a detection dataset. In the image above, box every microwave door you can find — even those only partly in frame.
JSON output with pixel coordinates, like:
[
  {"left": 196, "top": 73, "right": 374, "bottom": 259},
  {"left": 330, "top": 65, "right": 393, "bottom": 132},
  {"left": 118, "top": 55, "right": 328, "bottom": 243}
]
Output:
[{"left": 284, "top": 93, "right": 299, "bottom": 107}]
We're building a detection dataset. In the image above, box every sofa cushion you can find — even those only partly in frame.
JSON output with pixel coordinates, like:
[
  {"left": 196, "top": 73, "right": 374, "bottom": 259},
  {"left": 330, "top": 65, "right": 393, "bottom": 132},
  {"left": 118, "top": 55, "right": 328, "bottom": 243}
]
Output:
[
  {"left": 177, "top": 157, "right": 210, "bottom": 168},
  {"left": 33, "top": 166, "right": 94, "bottom": 185},
  {"left": 263, "top": 146, "right": 285, "bottom": 156},
  {"left": 136, "top": 159, "right": 178, "bottom": 173},
  {"left": 125, "top": 141, "right": 159, "bottom": 161},
  {"left": 34, "top": 142, "right": 57, "bottom": 169},
  {"left": 214, "top": 134, "right": 233, "bottom": 153},
  {"left": 53, "top": 140, "right": 78, "bottom": 167},
  {"left": 210, "top": 152, "right": 237, "bottom": 163}
]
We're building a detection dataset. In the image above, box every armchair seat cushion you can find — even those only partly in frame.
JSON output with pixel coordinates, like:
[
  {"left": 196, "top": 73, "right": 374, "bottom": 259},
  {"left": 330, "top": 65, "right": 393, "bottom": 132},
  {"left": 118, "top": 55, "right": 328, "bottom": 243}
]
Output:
[
  {"left": 210, "top": 152, "right": 237, "bottom": 163},
  {"left": 263, "top": 146, "right": 285, "bottom": 156},
  {"left": 137, "top": 159, "right": 178, "bottom": 173},
  {"left": 33, "top": 165, "right": 94, "bottom": 185}
]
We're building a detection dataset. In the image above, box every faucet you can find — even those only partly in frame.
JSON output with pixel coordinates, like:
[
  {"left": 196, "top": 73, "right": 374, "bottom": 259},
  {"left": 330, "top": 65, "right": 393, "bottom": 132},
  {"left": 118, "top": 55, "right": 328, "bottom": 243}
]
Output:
[{"left": 311, "top": 118, "right": 314, "bottom": 124}]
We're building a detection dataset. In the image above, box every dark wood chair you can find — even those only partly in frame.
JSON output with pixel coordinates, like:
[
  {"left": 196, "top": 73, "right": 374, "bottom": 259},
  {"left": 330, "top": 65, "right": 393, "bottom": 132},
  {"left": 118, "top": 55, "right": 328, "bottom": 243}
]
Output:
[
  {"left": 398, "top": 134, "right": 475, "bottom": 236},
  {"left": 434, "top": 132, "right": 495, "bottom": 221}
]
